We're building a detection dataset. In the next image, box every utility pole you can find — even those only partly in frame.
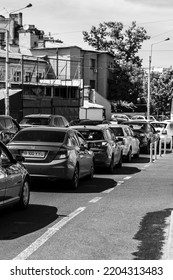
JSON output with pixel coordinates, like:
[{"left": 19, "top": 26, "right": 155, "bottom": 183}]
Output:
[{"left": 5, "top": 29, "right": 9, "bottom": 115}]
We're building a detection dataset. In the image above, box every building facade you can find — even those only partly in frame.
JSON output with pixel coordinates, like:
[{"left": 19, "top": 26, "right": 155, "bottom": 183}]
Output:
[{"left": 0, "top": 13, "right": 114, "bottom": 121}]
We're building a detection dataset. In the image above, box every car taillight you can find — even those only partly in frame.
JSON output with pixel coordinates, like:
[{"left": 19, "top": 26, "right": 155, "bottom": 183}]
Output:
[
  {"left": 122, "top": 137, "right": 126, "bottom": 145},
  {"left": 54, "top": 149, "right": 69, "bottom": 160},
  {"left": 162, "top": 129, "right": 167, "bottom": 135},
  {"left": 89, "top": 141, "right": 108, "bottom": 148}
]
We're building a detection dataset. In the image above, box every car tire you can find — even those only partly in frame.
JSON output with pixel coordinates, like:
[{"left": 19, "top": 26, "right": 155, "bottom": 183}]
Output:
[
  {"left": 146, "top": 142, "right": 150, "bottom": 154},
  {"left": 70, "top": 165, "right": 79, "bottom": 189},
  {"left": 109, "top": 156, "right": 115, "bottom": 174},
  {"left": 16, "top": 179, "right": 30, "bottom": 210},
  {"left": 88, "top": 160, "right": 94, "bottom": 179},
  {"left": 134, "top": 148, "right": 140, "bottom": 158},
  {"left": 116, "top": 154, "right": 122, "bottom": 168},
  {"left": 126, "top": 148, "right": 132, "bottom": 162}
]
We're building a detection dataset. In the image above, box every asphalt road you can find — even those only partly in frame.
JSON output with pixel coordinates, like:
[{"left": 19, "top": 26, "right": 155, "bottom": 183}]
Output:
[{"left": 0, "top": 153, "right": 172, "bottom": 260}]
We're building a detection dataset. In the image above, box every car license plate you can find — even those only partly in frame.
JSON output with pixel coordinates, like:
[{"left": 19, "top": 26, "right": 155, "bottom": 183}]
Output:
[{"left": 22, "top": 151, "right": 45, "bottom": 158}]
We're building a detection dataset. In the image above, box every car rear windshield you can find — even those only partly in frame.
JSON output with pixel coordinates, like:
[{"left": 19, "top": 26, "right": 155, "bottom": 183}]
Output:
[
  {"left": 127, "top": 123, "right": 146, "bottom": 131},
  {"left": 12, "top": 130, "right": 66, "bottom": 143},
  {"left": 20, "top": 117, "right": 50, "bottom": 125},
  {"left": 110, "top": 127, "right": 124, "bottom": 136},
  {"left": 77, "top": 130, "right": 104, "bottom": 141},
  {"left": 152, "top": 123, "right": 167, "bottom": 129}
]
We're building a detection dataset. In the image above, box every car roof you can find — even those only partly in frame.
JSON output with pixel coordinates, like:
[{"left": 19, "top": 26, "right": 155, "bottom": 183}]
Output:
[
  {"left": 122, "top": 120, "right": 148, "bottom": 124},
  {"left": 72, "top": 125, "right": 107, "bottom": 131},
  {"left": 23, "top": 114, "right": 63, "bottom": 118},
  {"left": 17, "top": 126, "right": 73, "bottom": 133},
  {"left": 0, "top": 115, "right": 13, "bottom": 119}
]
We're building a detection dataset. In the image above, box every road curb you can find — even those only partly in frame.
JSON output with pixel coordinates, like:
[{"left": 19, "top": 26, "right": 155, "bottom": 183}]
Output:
[{"left": 162, "top": 210, "right": 173, "bottom": 259}]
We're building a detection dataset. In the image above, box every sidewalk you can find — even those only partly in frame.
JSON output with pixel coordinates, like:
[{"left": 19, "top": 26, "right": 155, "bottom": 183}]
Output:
[{"left": 149, "top": 152, "right": 173, "bottom": 259}]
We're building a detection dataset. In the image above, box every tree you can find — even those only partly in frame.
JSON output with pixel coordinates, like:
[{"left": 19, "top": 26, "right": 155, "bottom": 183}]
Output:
[
  {"left": 149, "top": 68, "right": 173, "bottom": 116},
  {"left": 83, "top": 21, "right": 150, "bottom": 108}
]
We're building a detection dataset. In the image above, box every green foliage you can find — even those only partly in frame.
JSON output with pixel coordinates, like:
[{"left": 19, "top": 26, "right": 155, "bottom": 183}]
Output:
[
  {"left": 150, "top": 68, "right": 173, "bottom": 115},
  {"left": 83, "top": 21, "right": 150, "bottom": 107}
]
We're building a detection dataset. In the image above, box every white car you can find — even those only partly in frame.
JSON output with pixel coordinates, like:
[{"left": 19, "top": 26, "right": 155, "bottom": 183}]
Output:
[
  {"left": 151, "top": 121, "right": 173, "bottom": 146},
  {"left": 109, "top": 124, "right": 140, "bottom": 162},
  {"left": 131, "top": 115, "right": 157, "bottom": 122}
]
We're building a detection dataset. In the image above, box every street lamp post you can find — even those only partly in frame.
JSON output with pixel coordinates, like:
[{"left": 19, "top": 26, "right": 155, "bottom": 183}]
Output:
[
  {"left": 147, "top": 38, "right": 170, "bottom": 120},
  {"left": 4, "top": 3, "right": 32, "bottom": 115}
]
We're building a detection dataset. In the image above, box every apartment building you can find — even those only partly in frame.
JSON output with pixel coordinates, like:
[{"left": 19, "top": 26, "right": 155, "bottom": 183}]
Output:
[{"left": 0, "top": 13, "right": 114, "bottom": 120}]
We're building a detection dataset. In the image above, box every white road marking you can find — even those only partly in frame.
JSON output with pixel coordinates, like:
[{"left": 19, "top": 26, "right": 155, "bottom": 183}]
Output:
[
  {"left": 102, "top": 188, "right": 114, "bottom": 194},
  {"left": 13, "top": 207, "right": 86, "bottom": 260},
  {"left": 89, "top": 197, "right": 102, "bottom": 203},
  {"left": 123, "top": 176, "right": 132, "bottom": 180},
  {"left": 117, "top": 180, "right": 124, "bottom": 185}
]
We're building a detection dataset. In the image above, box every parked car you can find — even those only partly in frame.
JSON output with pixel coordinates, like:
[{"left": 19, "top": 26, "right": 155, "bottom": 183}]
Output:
[
  {"left": 109, "top": 124, "right": 140, "bottom": 162},
  {"left": 72, "top": 119, "right": 110, "bottom": 126},
  {"left": 72, "top": 125, "right": 123, "bottom": 172},
  {"left": 0, "top": 140, "right": 30, "bottom": 210},
  {"left": 151, "top": 121, "right": 173, "bottom": 146},
  {"left": 122, "top": 120, "right": 160, "bottom": 153},
  {"left": 111, "top": 114, "right": 130, "bottom": 124},
  {"left": 0, "top": 115, "right": 20, "bottom": 144},
  {"left": 19, "top": 114, "right": 69, "bottom": 129},
  {"left": 7, "top": 127, "right": 94, "bottom": 189},
  {"left": 131, "top": 115, "right": 157, "bottom": 122}
]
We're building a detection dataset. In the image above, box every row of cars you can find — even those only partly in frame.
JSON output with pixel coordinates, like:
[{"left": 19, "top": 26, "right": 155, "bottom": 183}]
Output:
[{"left": 0, "top": 113, "right": 170, "bottom": 212}]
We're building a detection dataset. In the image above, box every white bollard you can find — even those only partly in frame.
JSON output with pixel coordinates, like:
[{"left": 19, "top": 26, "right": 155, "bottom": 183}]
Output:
[
  {"left": 164, "top": 137, "right": 166, "bottom": 154},
  {"left": 159, "top": 139, "right": 162, "bottom": 156},
  {"left": 150, "top": 142, "right": 153, "bottom": 163},
  {"left": 154, "top": 141, "right": 157, "bottom": 160}
]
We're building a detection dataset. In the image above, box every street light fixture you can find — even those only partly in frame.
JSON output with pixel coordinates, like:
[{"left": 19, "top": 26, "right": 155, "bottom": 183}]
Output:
[
  {"left": 147, "top": 37, "right": 170, "bottom": 120},
  {"left": 4, "top": 3, "right": 32, "bottom": 116}
]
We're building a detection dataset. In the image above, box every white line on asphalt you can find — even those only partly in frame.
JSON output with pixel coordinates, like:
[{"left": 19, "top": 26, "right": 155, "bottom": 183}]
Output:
[
  {"left": 102, "top": 188, "right": 115, "bottom": 194},
  {"left": 117, "top": 181, "right": 124, "bottom": 186},
  {"left": 123, "top": 176, "right": 132, "bottom": 180},
  {"left": 89, "top": 197, "right": 102, "bottom": 203},
  {"left": 144, "top": 164, "right": 150, "bottom": 168},
  {"left": 13, "top": 207, "right": 86, "bottom": 260}
]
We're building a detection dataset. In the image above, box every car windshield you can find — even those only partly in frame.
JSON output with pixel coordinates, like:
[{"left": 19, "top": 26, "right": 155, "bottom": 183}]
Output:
[
  {"left": 12, "top": 130, "right": 66, "bottom": 143},
  {"left": 77, "top": 130, "right": 104, "bottom": 141},
  {"left": 110, "top": 127, "right": 124, "bottom": 136},
  {"left": 151, "top": 123, "right": 167, "bottom": 129},
  {"left": 20, "top": 117, "right": 50, "bottom": 125},
  {"left": 78, "top": 120, "right": 105, "bottom": 125},
  {"left": 127, "top": 123, "right": 146, "bottom": 131}
]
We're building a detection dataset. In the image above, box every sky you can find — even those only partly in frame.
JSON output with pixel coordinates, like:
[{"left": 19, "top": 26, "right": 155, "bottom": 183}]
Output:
[{"left": 1, "top": 0, "right": 173, "bottom": 68}]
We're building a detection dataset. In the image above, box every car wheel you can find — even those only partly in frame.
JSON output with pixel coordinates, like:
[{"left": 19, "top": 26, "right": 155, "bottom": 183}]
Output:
[
  {"left": 116, "top": 154, "right": 122, "bottom": 168},
  {"left": 146, "top": 142, "right": 150, "bottom": 154},
  {"left": 17, "top": 179, "right": 30, "bottom": 210},
  {"left": 134, "top": 148, "right": 140, "bottom": 158},
  {"left": 126, "top": 148, "right": 132, "bottom": 162},
  {"left": 71, "top": 165, "right": 79, "bottom": 189},
  {"left": 109, "top": 156, "right": 115, "bottom": 174},
  {"left": 88, "top": 160, "right": 94, "bottom": 179}
]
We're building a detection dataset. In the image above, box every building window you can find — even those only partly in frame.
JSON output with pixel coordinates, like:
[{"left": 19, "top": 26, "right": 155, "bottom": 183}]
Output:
[
  {"left": 13, "top": 71, "right": 21, "bottom": 82},
  {"left": 90, "top": 59, "right": 96, "bottom": 69},
  {"left": 90, "top": 80, "right": 95, "bottom": 89},
  {"left": 25, "top": 72, "right": 32, "bottom": 82}
]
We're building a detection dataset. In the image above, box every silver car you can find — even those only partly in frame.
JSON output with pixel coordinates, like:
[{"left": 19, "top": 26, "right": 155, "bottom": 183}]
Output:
[{"left": 0, "top": 141, "right": 30, "bottom": 210}]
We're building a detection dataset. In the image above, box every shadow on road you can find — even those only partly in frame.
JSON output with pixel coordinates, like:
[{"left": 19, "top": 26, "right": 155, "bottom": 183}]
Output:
[
  {"left": 31, "top": 177, "right": 118, "bottom": 193},
  {"left": 129, "top": 156, "right": 150, "bottom": 164},
  {"left": 132, "top": 208, "right": 172, "bottom": 260},
  {"left": 0, "top": 204, "right": 59, "bottom": 240}
]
